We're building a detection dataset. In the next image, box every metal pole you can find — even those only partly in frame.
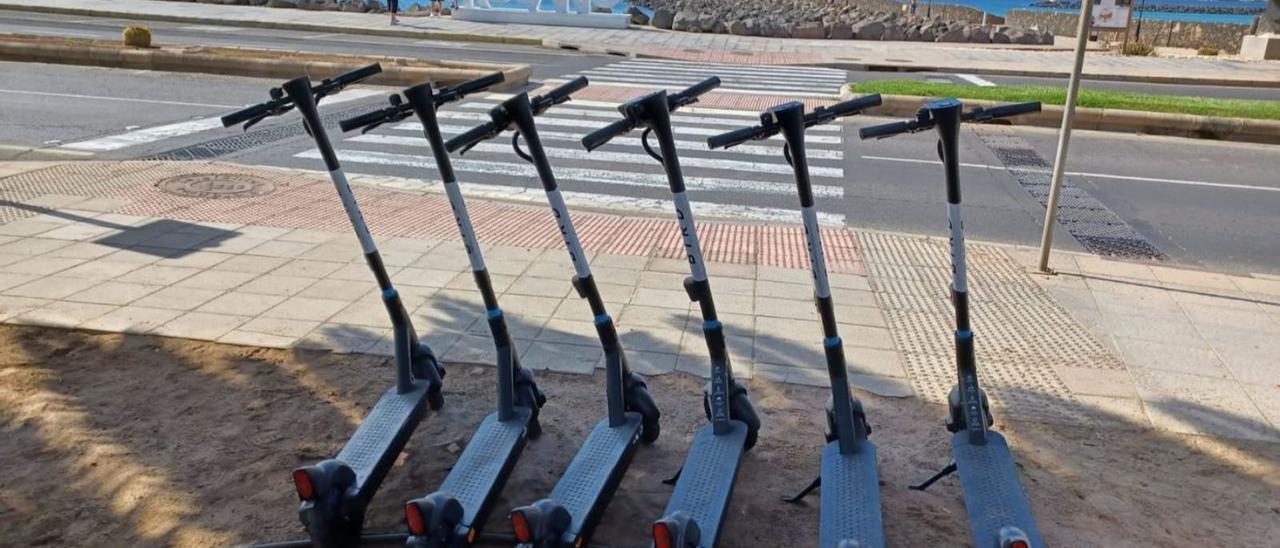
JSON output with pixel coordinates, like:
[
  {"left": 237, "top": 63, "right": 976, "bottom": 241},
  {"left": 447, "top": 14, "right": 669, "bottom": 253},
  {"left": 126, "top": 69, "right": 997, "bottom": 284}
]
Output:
[{"left": 1036, "top": 0, "right": 1093, "bottom": 274}]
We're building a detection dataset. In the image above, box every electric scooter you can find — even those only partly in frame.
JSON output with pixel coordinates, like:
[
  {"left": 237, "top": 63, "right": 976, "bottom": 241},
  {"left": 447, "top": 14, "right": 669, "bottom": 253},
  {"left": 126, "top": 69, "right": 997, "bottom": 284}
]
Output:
[
  {"left": 444, "top": 77, "right": 663, "bottom": 548},
  {"left": 339, "top": 75, "right": 547, "bottom": 547},
  {"left": 707, "top": 95, "right": 885, "bottom": 548},
  {"left": 860, "top": 98, "right": 1043, "bottom": 548},
  {"left": 222, "top": 64, "right": 451, "bottom": 548},
  {"left": 581, "top": 77, "right": 762, "bottom": 548}
]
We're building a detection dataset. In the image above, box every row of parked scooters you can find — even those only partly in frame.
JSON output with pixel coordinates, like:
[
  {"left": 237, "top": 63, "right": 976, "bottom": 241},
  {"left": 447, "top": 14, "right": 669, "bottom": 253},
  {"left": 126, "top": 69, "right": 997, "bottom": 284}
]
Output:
[{"left": 222, "top": 63, "right": 1043, "bottom": 548}]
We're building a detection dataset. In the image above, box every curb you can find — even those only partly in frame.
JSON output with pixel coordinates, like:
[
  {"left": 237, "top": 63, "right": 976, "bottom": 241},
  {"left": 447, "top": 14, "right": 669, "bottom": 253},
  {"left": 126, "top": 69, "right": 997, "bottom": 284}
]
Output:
[
  {"left": 0, "top": 3, "right": 544, "bottom": 47},
  {"left": 846, "top": 92, "right": 1280, "bottom": 145},
  {"left": 0, "top": 36, "right": 532, "bottom": 89}
]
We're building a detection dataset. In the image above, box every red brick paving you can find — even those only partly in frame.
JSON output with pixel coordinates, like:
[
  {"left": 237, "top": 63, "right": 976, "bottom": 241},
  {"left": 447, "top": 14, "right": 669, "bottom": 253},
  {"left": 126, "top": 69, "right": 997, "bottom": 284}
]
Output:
[{"left": 107, "top": 163, "right": 863, "bottom": 275}]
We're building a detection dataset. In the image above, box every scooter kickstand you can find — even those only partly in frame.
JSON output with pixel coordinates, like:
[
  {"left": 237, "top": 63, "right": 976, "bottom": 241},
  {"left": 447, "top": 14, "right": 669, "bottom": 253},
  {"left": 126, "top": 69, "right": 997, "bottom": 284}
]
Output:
[
  {"left": 910, "top": 461, "right": 957, "bottom": 491},
  {"left": 782, "top": 476, "right": 821, "bottom": 504},
  {"left": 662, "top": 467, "right": 683, "bottom": 485}
]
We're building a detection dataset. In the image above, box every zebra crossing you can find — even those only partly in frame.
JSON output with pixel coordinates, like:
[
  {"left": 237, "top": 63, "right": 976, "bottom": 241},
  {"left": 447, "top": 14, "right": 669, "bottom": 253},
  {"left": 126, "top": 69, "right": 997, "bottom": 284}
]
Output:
[
  {"left": 550, "top": 58, "right": 850, "bottom": 98},
  {"left": 294, "top": 95, "right": 850, "bottom": 225}
]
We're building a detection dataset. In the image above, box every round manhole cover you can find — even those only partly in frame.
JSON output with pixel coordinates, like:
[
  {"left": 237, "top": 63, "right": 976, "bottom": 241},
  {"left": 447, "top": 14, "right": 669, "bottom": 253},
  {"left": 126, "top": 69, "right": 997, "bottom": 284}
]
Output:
[{"left": 157, "top": 173, "right": 276, "bottom": 199}]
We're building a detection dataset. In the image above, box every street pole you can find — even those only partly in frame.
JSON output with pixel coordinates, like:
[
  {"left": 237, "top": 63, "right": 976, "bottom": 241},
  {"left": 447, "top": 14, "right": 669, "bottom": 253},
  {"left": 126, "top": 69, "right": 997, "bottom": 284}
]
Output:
[{"left": 1036, "top": 0, "right": 1093, "bottom": 274}]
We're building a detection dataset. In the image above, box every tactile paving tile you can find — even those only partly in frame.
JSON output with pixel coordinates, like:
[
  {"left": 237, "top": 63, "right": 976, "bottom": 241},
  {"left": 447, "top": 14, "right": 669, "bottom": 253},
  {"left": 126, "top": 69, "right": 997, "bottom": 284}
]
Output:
[{"left": 858, "top": 231, "right": 1125, "bottom": 424}]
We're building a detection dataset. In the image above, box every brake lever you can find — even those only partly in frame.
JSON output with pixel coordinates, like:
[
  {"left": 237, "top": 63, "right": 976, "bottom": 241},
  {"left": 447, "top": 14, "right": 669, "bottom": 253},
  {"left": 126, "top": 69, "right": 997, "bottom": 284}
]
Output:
[{"left": 242, "top": 114, "right": 270, "bottom": 131}]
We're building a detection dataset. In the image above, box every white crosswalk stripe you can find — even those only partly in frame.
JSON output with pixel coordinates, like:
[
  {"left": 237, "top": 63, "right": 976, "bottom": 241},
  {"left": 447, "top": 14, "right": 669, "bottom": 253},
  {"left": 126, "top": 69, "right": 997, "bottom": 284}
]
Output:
[
  {"left": 558, "top": 59, "right": 849, "bottom": 98},
  {"left": 298, "top": 97, "right": 849, "bottom": 225}
]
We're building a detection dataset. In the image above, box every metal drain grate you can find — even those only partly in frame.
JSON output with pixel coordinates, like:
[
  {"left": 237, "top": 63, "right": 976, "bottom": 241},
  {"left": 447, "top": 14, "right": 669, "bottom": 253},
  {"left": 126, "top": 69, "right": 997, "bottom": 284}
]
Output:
[
  {"left": 145, "top": 104, "right": 378, "bottom": 161},
  {"left": 858, "top": 231, "right": 1126, "bottom": 424},
  {"left": 974, "top": 127, "right": 1167, "bottom": 261}
]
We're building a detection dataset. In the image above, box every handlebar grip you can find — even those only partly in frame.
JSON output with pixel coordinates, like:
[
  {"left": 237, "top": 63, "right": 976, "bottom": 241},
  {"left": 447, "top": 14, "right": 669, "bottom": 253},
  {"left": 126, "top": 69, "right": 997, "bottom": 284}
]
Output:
[
  {"left": 329, "top": 63, "right": 382, "bottom": 87},
  {"left": 339, "top": 105, "right": 396, "bottom": 133},
  {"left": 581, "top": 118, "right": 635, "bottom": 151},
  {"left": 545, "top": 76, "right": 588, "bottom": 102},
  {"left": 672, "top": 76, "right": 721, "bottom": 103},
  {"left": 706, "top": 125, "right": 765, "bottom": 150},
  {"left": 445, "top": 121, "right": 498, "bottom": 154},
  {"left": 858, "top": 120, "right": 916, "bottom": 140},
  {"left": 221, "top": 102, "right": 272, "bottom": 128},
  {"left": 983, "top": 101, "right": 1042, "bottom": 119},
  {"left": 453, "top": 71, "right": 506, "bottom": 97},
  {"left": 828, "top": 94, "right": 883, "bottom": 118}
]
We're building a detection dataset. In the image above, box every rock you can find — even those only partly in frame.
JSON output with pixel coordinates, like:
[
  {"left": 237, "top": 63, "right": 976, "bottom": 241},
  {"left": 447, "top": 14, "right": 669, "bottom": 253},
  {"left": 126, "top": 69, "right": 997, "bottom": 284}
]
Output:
[
  {"left": 338, "top": 0, "right": 366, "bottom": 12},
  {"left": 651, "top": 8, "right": 675, "bottom": 29},
  {"left": 440, "top": 7, "right": 451, "bottom": 15},
  {"left": 919, "top": 28, "right": 935, "bottom": 41},
  {"left": 1039, "top": 29, "right": 1056, "bottom": 44},
  {"left": 1006, "top": 28, "right": 1039, "bottom": 44},
  {"left": 991, "top": 29, "right": 1011, "bottom": 43},
  {"left": 672, "top": 10, "right": 699, "bottom": 31},
  {"left": 697, "top": 12, "right": 718, "bottom": 33},
  {"left": 790, "top": 21, "right": 826, "bottom": 39},
  {"left": 828, "top": 22, "right": 853, "bottom": 39},
  {"left": 628, "top": 6, "right": 650, "bottom": 25},
  {"left": 711, "top": 19, "right": 728, "bottom": 33},
  {"left": 248, "top": 0, "right": 269, "bottom": 5},
  {"left": 266, "top": 0, "right": 296, "bottom": 7},
  {"left": 965, "top": 25, "right": 991, "bottom": 43},
  {"left": 936, "top": 26, "right": 967, "bottom": 42},
  {"left": 851, "top": 20, "right": 884, "bottom": 40},
  {"left": 881, "top": 23, "right": 905, "bottom": 41}
]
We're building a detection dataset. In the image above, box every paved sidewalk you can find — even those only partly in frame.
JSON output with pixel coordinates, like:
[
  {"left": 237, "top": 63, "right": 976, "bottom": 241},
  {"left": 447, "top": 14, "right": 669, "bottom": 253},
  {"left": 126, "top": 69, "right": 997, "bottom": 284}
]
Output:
[
  {"left": 0, "top": 161, "right": 1275, "bottom": 444},
  {"left": 6, "top": 0, "right": 1280, "bottom": 86}
]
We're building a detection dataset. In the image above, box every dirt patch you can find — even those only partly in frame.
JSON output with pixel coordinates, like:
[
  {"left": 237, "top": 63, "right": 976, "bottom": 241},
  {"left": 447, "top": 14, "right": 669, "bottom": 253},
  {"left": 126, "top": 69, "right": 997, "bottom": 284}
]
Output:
[{"left": 0, "top": 325, "right": 1275, "bottom": 546}]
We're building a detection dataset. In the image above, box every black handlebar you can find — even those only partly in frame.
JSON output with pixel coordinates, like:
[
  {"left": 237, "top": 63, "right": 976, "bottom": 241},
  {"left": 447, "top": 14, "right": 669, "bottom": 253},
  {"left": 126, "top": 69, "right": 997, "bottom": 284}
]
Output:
[
  {"left": 858, "top": 99, "right": 1041, "bottom": 140},
  {"left": 531, "top": 76, "right": 588, "bottom": 115},
  {"left": 221, "top": 63, "right": 382, "bottom": 130},
  {"left": 581, "top": 117, "right": 635, "bottom": 152},
  {"left": 968, "top": 101, "right": 1041, "bottom": 122},
  {"left": 581, "top": 77, "right": 721, "bottom": 151},
  {"left": 445, "top": 76, "right": 590, "bottom": 154},
  {"left": 337, "top": 71, "right": 507, "bottom": 135},
  {"left": 707, "top": 94, "right": 883, "bottom": 150},
  {"left": 445, "top": 121, "right": 499, "bottom": 154}
]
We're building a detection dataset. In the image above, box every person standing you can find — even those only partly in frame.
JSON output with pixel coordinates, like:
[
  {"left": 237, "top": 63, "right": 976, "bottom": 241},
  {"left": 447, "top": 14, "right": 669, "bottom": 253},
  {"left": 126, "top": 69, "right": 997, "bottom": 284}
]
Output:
[
  {"left": 388, "top": 0, "right": 400, "bottom": 25},
  {"left": 431, "top": 0, "right": 443, "bottom": 16}
]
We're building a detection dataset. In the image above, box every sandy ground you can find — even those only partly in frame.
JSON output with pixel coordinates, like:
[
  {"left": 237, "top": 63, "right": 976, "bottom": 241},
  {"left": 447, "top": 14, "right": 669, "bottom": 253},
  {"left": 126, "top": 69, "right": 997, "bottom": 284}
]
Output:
[{"left": 0, "top": 325, "right": 1276, "bottom": 547}]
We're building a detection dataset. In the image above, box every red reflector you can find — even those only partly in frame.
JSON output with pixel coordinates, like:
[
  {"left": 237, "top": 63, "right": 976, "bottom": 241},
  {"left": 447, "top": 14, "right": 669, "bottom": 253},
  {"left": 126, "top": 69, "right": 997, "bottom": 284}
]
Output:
[
  {"left": 292, "top": 469, "right": 314, "bottom": 500},
  {"left": 511, "top": 511, "right": 532, "bottom": 542},
  {"left": 1009, "top": 542, "right": 1029, "bottom": 548},
  {"left": 405, "top": 503, "right": 426, "bottom": 536},
  {"left": 653, "top": 522, "right": 672, "bottom": 548}
]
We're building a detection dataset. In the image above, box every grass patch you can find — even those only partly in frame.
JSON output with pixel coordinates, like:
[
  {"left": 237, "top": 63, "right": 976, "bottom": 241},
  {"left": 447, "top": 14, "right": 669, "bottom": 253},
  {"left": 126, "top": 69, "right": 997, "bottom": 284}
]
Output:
[{"left": 848, "top": 80, "right": 1280, "bottom": 121}]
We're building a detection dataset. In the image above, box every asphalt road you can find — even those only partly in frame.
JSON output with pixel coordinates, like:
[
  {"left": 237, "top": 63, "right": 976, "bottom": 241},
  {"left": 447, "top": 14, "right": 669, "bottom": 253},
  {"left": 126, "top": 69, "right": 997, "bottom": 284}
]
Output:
[
  {"left": 0, "top": 52, "right": 1276, "bottom": 277},
  {"left": 6, "top": 11, "right": 1280, "bottom": 101}
]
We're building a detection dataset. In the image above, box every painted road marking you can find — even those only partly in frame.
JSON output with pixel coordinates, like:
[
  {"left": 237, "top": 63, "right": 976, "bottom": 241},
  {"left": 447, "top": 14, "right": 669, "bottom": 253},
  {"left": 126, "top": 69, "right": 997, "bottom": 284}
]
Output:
[
  {"left": 861, "top": 155, "right": 1280, "bottom": 193},
  {"left": 956, "top": 74, "right": 997, "bottom": 87},
  {"left": 0, "top": 89, "right": 238, "bottom": 109},
  {"left": 59, "top": 89, "right": 384, "bottom": 152}
]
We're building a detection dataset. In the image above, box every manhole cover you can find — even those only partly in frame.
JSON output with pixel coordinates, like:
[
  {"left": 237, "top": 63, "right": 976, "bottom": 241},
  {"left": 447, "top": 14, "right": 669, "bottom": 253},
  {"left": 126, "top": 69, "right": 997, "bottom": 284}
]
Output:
[{"left": 157, "top": 173, "right": 276, "bottom": 198}]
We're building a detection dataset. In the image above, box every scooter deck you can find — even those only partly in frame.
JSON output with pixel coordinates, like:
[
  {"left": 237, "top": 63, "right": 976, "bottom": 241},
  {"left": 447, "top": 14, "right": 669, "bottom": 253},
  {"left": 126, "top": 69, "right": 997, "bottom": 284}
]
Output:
[
  {"left": 547, "top": 413, "right": 642, "bottom": 538},
  {"left": 657, "top": 421, "right": 749, "bottom": 548},
  {"left": 819, "top": 439, "right": 885, "bottom": 548},
  {"left": 951, "top": 430, "right": 1044, "bottom": 547},
  {"left": 439, "top": 408, "right": 532, "bottom": 528},
  {"left": 336, "top": 381, "right": 431, "bottom": 498}
]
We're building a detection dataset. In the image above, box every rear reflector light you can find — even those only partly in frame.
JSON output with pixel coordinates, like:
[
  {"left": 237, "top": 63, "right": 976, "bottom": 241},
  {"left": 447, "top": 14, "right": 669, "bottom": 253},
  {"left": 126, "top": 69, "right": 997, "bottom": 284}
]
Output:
[
  {"left": 511, "top": 511, "right": 532, "bottom": 542},
  {"left": 292, "top": 469, "right": 314, "bottom": 500},
  {"left": 1008, "top": 542, "right": 1029, "bottom": 548},
  {"left": 653, "top": 522, "right": 672, "bottom": 548},
  {"left": 404, "top": 503, "right": 426, "bottom": 536}
]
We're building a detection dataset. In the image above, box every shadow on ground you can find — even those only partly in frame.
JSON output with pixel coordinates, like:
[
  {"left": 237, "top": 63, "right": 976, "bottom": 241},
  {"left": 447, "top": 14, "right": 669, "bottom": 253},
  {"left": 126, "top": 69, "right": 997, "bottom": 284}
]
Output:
[{"left": 0, "top": 313, "right": 1276, "bottom": 546}]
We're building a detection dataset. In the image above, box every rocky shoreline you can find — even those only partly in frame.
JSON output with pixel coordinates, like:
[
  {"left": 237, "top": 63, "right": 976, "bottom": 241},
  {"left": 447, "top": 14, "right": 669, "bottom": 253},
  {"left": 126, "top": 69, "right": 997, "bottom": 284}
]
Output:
[
  {"left": 631, "top": 0, "right": 1055, "bottom": 43},
  {"left": 1031, "top": 0, "right": 1264, "bottom": 15}
]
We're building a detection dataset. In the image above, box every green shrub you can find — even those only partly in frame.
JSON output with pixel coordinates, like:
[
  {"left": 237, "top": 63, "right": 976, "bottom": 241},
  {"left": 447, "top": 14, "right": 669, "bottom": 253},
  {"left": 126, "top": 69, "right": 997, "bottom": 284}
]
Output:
[
  {"left": 1121, "top": 41, "right": 1155, "bottom": 56},
  {"left": 123, "top": 25, "right": 151, "bottom": 48},
  {"left": 1197, "top": 45, "right": 1219, "bottom": 56}
]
